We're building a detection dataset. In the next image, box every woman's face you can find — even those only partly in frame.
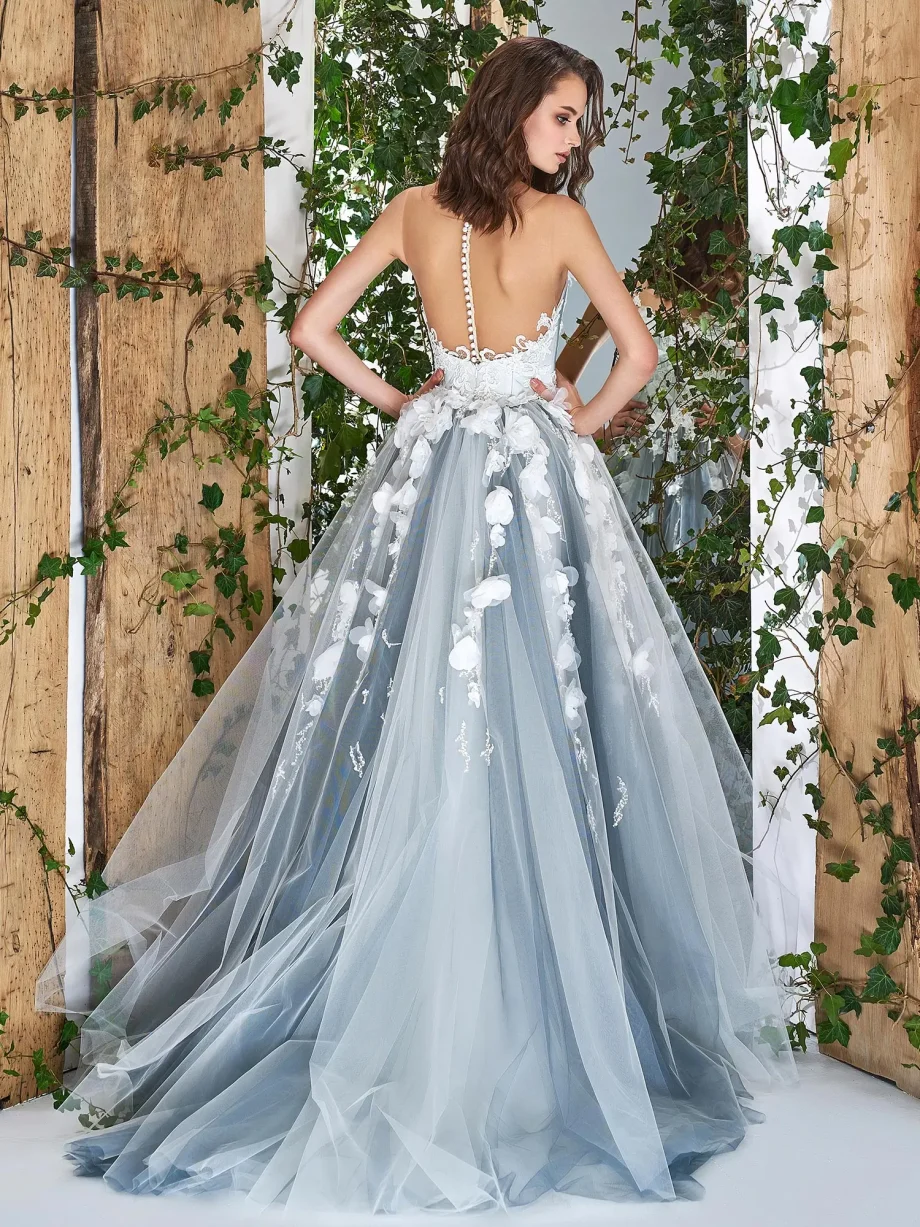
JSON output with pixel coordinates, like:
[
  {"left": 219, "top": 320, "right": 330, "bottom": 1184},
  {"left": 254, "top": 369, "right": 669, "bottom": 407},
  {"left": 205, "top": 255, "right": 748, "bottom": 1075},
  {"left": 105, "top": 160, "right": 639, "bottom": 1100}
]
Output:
[{"left": 521, "top": 74, "right": 587, "bottom": 176}]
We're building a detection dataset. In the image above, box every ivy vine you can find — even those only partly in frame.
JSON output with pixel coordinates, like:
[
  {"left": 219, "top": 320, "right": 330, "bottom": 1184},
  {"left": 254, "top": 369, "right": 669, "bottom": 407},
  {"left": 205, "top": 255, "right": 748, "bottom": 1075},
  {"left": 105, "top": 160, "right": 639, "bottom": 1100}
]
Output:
[
  {"left": 609, "top": 0, "right": 920, "bottom": 1060},
  {"left": 4, "top": 0, "right": 918, "bottom": 1103}
]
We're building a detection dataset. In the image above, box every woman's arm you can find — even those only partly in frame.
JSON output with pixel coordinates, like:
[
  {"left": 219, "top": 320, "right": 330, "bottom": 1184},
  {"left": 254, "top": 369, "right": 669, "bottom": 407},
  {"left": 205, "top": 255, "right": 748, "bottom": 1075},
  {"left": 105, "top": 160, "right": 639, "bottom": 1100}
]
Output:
[
  {"left": 553, "top": 198, "right": 659, "bottom": 437},
  {"left": 290, "top": 190, "right": 417, "bottom": 419}
]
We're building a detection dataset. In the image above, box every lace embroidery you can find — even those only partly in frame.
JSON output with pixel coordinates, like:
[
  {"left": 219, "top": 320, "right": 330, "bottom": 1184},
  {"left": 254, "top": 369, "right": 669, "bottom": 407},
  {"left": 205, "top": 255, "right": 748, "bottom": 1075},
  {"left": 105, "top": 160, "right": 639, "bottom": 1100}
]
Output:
[{"left": 425, "top": 284, "right": 569, "bottom": 367}]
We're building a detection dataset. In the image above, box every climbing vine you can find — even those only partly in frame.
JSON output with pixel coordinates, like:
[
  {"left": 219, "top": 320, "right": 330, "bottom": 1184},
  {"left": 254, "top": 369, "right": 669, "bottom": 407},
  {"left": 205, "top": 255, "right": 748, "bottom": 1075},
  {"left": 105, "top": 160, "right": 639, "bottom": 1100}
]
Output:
[
  {"left": 305, "top": 0, "right": 543, "bottom": 542},
  {"left": 0, "top": 0, "right": 530, "bottom": 1104},
  {"left": 4, "top": 0, "right": 917, "bottom": 1105},
  {"left": 606, "top": 0, "right": 920, "bottom": 1060}
]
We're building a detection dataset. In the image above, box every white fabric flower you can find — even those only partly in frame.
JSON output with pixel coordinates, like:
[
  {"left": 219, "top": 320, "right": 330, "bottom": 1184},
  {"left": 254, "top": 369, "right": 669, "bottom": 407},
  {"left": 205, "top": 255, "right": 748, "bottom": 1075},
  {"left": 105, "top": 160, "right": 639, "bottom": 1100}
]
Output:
[
  {"left": 414, "top": 390, "right": 456, "bottom": 443},
  {"left": 489, "top": 524, "right": 507, "bottom": 548},
  {"left": 466, "top": 575, "right": 512, "bottom": 609},
  {"left": 459, "top": 398, "right": 502, "bottom": 438},
  {"left": 540, "top": 385, "right": 576, "bottom": 432},
  {"left": 305, "top": 694, "right": 324, "bottom": 717},
  {"left": 348, "top": 617, "right": 376, "bottom": 663},
  {"left": 630, "top": 636, "right": 655, "bottom": 681},
  {"left": 484, "top": 486, "right": 514, "bottom": 526},
  {"left": 408, "top": 436, "right": 432, "bottom": 479},
  {"left": 337, "top": 580, "right": 360, "bottom": 615},
  {"left": 545, "top": 565, "right": 571, "bottom": 596},
  {"left": 372, "top": 482, "right": 396, "bottom": 519},
  {"left": 392, "top": 479, "right": 418, "bottom": 514},
  {"left": 393, "top": 386, "right": 457, "bottom": 451},
  {"left": 525, "top": 503, "right": 560, "bottom": 557},
  {"left": 312, "top": 639, "right": 345, "bottom": 682},
  {"left": 555, "top": 634, "right": 580, "bottom": 672},
  {"left": 562, "top": 678, "right": 586, "bottom": 727},
  {"left": 449, "top": 634, "right": 481, "bottom": 672},
  {"left": 483, "top": 448, "right": 509, "bottom": 481},
  {"left": 364, "top": 578, "right": 387, "bottom": 615},
  {"left": 573, "top": 458, "right": 592, "bottom": 501},
  {"left": 520, "top": 452, "right": 551, "bottom": 501},
  {"left": 504, "top": 410, "right": 541, "bottom": 454}
]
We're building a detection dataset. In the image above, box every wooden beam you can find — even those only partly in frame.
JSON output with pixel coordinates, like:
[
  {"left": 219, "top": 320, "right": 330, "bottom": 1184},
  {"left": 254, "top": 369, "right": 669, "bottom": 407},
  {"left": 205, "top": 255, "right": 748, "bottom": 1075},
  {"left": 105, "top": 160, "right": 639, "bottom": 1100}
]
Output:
[
  {"left": 470, "top": 3, "right": 523, "bottom": 37},
  {"left": 818, "top": 0, "right": 920, "bottom": 1094},
  {"left": 78, "top": 1, "right": 271, "bottom": 872},
  {"left": 0, "top": 0, "right": 73, "bottom": 1105}
]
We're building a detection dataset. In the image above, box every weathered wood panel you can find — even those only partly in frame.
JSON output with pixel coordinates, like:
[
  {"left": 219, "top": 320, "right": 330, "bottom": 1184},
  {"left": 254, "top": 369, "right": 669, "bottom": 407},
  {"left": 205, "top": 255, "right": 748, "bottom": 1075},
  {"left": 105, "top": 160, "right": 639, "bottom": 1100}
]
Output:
[
  {"left": 818, "top": 0, "right": 920, "bottom": 1093},
  {"left": 0, "top": 0, "right": 74, "bottom": 1105},
  {"left": 80, "top": 1, "right": 271, "bottom": 874},
  {"left": 470, "top": 3, "right": 523, "bottom": 37}
]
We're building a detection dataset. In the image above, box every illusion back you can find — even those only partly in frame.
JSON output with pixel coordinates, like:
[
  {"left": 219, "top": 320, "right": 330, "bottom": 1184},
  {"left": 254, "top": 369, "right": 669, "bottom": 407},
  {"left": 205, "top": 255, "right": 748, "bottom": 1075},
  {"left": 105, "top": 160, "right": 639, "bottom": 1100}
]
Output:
[{"left": 402, "top": 188, "right": 571, "bottom": 399}]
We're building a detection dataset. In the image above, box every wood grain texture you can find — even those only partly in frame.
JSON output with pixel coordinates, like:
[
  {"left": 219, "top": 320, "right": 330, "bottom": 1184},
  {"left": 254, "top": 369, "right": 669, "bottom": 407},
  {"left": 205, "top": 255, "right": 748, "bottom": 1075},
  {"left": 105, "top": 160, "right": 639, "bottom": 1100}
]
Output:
[
  {"left": 819, "top": 0, "right": 920, "bottom": 1094},
  {"left": 470, "top": 3, "right": 523, "bottom": 37},
  {"left": 0, "top": 0, "right": 73, "bottom": 1105},
  {"left": 79, "top": 1, "right": 270, "bottom": 876}
]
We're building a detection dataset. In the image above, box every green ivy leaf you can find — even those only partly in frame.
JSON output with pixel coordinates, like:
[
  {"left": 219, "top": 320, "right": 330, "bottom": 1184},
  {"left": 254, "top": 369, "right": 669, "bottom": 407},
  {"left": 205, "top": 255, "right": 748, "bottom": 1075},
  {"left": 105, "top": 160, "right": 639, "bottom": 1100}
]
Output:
[
  {"left": 869, "top": 915, "right": 903, "bottom": 956},
  {"left": 889, "top": 572, "right": 920, "bottom": 612},
  {"left": 188, "top": 649, "right": 212, "bottom": 675},
  {"left": 817, "top": 1015, "right": 850, "bottom": 1048},
  {"left": 775, "top": 224, "right": 809, "bottom": 265},
  {"left": 161, "top": 568, "right": 201, "bottom": 592},
  {"left": 827, "top": 137, "right": 854, "bottom": 180},
  {"left": 795, "top": 284, "right": 830, "bottom": 323},
  {"left": 824, "top": 860, "right": 859, "bottom": 882},
  {"left": 183, "top": 601, "right": 215, "bottom": 617},
  {"left": 200, "top": 482, "right": 224, "bottom": 512},
  {"left": 287, "top": 537, "right": 311, "bottom": 564},
  {"left": 860, "top": 964, "right": 899, "bottom": 1003}
]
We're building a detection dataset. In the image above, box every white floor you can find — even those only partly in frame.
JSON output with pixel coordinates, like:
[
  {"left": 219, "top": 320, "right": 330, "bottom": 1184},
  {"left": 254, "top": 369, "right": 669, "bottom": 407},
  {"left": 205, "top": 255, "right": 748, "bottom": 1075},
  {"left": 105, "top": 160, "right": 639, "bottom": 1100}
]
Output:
[{"left": 0, "top": 1050, "right": 917, "bottom": 1226}]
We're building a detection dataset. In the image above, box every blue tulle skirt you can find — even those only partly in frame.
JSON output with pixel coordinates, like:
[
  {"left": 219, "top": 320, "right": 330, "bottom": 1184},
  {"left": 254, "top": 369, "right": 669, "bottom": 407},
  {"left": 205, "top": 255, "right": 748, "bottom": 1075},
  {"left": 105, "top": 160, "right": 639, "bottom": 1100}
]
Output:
[{"left": 37, "top": 383, "right": 796, "bottom": 1214}]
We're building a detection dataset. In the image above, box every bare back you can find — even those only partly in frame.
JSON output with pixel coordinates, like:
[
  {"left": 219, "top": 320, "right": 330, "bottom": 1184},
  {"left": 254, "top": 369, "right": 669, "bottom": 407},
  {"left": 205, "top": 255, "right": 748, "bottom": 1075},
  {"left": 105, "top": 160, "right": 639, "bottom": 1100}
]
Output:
[{"left": 400, "top": 185, "right": 569, "bottom": 358}]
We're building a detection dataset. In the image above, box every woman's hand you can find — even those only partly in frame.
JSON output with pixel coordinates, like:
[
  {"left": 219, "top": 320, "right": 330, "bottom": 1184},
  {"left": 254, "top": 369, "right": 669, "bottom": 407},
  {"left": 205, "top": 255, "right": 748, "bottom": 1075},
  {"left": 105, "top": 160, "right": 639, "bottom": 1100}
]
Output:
[
  {"left": 388, "top": 368, "right": 444, "bottom": 418},
  {"left": 592, "top": 399, "right": 651, "bottom": 446},
  {"left": 529, "top": 371, "right": 584, "bottom": 414},
  {"left": 690, "top": 400, "right": 748, "bottom": 462},
  {"left": 725, "top": 433, "right": 749, "bottom": 462},
  {"left": 530, "top": 375, "right": 651, "bottom": 444},
  {"left": 692, "top": 400, "right": 719, "bottom": 431}
]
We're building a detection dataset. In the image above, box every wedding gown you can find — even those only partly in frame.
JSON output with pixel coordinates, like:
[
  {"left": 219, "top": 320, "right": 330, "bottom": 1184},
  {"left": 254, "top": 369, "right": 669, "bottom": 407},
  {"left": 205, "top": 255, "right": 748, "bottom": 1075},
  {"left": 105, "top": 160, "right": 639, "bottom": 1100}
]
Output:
[
  {"left": 36, "top": 219, "right": 798, "bottom": 1214},
  {"left": 606, "top": 297, "right": 747, "bottom": 560}
]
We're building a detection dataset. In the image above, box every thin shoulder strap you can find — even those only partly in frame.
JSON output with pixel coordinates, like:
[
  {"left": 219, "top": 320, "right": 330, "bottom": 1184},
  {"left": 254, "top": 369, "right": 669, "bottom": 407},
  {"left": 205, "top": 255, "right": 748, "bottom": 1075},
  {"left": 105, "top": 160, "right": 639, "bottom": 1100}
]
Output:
[{"left": 460, "top": 221, "right": 482, "bottom": 364}]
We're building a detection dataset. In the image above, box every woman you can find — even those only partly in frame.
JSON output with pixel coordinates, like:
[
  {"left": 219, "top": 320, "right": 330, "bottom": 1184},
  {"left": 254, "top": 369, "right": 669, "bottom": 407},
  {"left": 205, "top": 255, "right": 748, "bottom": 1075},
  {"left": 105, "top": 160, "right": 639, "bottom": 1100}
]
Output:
[
  {"left": 37, "top": 36, "right": 797, "bottom": 1214},
  {"left": 544, "top": 219, "right": 749, "bottom": 560}
]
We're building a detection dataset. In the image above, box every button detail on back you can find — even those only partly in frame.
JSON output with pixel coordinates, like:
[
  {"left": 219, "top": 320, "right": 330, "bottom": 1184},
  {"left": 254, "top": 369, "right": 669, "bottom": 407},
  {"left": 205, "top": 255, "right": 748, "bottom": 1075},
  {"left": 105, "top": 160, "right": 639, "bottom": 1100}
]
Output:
[{"left": 460, "top": 221, "right": 481, "bottom": 364}]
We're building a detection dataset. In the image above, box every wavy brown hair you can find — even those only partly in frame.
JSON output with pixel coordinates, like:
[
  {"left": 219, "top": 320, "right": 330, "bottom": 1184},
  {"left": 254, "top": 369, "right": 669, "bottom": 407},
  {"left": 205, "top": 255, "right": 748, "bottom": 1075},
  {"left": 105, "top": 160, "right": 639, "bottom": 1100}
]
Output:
[
  {"left": 669, "top": 198, "right": 746, "bottom": 308},
  {"left": 434, "top": 37, "right": 605, "bottom": 235}
]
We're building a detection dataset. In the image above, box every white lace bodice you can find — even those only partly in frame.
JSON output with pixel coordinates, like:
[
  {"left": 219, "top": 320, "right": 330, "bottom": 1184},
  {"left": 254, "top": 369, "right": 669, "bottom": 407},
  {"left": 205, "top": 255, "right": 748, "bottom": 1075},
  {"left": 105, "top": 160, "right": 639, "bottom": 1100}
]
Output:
[{"left": 422, "top": 220, "right": 571, "bottom": 401}]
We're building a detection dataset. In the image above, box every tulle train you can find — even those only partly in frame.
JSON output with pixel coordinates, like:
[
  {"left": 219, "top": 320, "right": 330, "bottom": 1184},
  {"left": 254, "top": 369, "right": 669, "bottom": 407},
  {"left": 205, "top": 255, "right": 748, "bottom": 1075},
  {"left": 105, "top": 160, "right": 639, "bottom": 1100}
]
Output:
[{"left": 36, "top": 383, "right": 798, "bottom": 1213}]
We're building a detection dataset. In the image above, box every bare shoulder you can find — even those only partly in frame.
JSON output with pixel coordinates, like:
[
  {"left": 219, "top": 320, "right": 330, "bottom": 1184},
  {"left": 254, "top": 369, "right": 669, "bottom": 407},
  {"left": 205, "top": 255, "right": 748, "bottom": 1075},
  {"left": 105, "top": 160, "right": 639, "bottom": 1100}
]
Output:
[
  {"left": 547, "top": 193, "right": 597, "bottom": 234},
  {"left": 368, "top": 186, "right": 430, "bottom": 262}
]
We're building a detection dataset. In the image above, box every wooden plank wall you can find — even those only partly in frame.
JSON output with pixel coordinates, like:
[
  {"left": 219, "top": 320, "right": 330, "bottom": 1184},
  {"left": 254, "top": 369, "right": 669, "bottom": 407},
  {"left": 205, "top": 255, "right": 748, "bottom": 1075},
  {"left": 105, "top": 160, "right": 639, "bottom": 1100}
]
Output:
[
  {"left": 0, "top": 0, "right": 74, "bottom": 1105},
  {"left": 470, "top": 3, "right": 523, "bottom": 37},
  {"left": 818, "top": 0, "right": 920, "bottom": 1092},
  {"left": 79, "top": 1, "right": 271, "bottom": 875}
]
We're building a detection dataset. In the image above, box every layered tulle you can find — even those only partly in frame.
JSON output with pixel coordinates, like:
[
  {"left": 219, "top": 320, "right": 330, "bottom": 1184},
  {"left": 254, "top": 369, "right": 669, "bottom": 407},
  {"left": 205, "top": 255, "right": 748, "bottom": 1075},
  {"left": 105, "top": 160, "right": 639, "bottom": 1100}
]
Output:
[
  {"left": 37, "top": 380, "right": 798, "bottom": 1213},
  {"left": 607, "top": 434, "right": 743, "bottom": 560}
]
